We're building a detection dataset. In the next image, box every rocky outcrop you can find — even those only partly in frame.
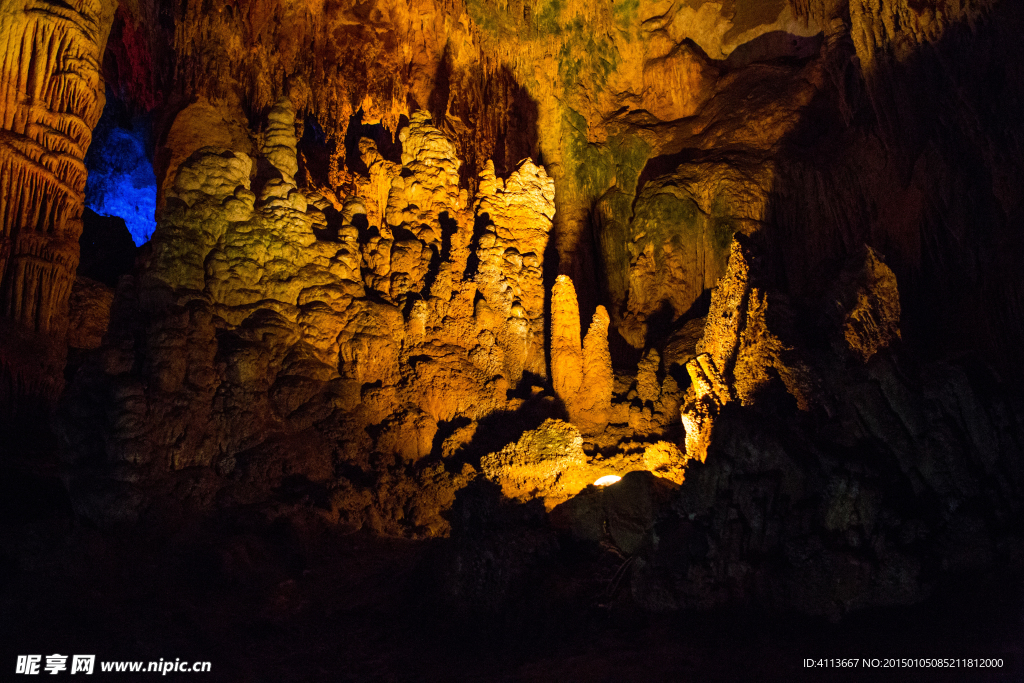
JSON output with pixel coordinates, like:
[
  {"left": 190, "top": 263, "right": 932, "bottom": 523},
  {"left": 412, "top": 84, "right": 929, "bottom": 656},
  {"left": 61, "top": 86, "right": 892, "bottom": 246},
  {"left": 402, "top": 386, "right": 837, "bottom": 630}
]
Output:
[
  {"left": 681, "top": 237, "right": 808, "bottom": 460},
  {"left": 480, "top": 418, "right": 587, "bottom": 509},
  {"left": 681, "top": 236, "right": 902, "bottom": 461},
  {"left": 829, "top": 246, "right": 902, "bottom": 364},
  {"left": 612, "top": 53, "right": 824, "bottom": 347},
  {"left": 481, "top": 419, "right": 691, "bottom": 512}
]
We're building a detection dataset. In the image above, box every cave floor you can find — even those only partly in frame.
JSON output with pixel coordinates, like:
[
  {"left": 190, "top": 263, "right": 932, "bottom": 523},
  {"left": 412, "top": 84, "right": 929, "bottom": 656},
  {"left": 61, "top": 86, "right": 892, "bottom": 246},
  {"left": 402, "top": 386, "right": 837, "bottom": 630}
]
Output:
[{"left": 2, "top": 463, "right": 1023, "bottom": 683}]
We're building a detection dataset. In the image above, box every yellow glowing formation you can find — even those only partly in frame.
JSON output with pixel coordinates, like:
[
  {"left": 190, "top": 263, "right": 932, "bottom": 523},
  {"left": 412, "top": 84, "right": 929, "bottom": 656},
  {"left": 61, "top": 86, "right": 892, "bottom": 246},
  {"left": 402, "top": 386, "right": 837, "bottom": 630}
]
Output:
[{"left": 594, "top": 475, "right": 622, "bottom": 487}]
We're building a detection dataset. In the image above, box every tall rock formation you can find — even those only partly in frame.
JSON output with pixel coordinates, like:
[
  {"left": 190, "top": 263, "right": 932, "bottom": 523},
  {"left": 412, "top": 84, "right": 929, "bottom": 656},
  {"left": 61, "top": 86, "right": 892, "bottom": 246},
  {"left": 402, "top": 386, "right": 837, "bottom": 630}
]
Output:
[
  {"left": 550, "top": 275, "right": 613, "bottom": 434},
  {"left": 0, "top": 0, "right": 116, "bottom": 410}
]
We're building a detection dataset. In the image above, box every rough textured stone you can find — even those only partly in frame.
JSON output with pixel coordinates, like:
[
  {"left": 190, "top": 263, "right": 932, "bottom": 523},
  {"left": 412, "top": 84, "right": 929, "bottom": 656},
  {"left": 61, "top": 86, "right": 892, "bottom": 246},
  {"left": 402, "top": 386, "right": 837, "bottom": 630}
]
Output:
[
  {"left": 1, "top": 0, "right": 1021, "bottom": 636},
  {"left": 480, "top": 418, "right": 587, "bottom": 508},
  {"left": 0, "top": 0, "right": 117, "bottom": 414},
  {"left": 67, "top": 276, "right": 113, "bottom": 350}
]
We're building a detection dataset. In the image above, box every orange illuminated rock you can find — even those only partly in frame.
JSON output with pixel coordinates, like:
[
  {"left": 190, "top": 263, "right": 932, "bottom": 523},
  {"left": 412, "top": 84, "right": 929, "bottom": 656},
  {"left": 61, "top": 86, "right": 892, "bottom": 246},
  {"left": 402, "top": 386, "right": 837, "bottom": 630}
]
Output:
[
  {"left": 576, "top": 305, "right": 613, "bottom": 433},
  {"left": 550, "top": 275, "right": 614, "bottom": 434},
  {"left": 551, "top": 275, "right": 584, "bottom": 403},
  {"left": 682, "top": 236, "right": 815, "bottom": 460},
  {"left": 0, "top": 0, "right": 117, "bottom": 336},
  {"left": 480, "top": 418, "right": 588, "bottom": 509},
  {"left": 473, "top": 159, "right": 556, "bottom": 382},
  {"left": 0, "top": 0, "right": 118, "bottom": 411}
]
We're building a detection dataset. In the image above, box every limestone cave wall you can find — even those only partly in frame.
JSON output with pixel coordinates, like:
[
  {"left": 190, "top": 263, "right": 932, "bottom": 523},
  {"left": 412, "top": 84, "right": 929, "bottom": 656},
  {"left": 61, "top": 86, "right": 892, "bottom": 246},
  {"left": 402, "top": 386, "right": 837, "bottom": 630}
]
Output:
[{"left": 1, "top": 0, "right": 1023, "bottom": 630}]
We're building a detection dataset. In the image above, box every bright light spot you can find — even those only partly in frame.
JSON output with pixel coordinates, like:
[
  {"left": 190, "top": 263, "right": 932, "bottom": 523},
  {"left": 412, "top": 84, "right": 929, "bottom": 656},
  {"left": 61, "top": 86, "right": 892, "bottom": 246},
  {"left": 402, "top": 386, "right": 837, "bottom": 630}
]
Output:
[{"left": 594, "top": 475, "right": 621, "bottom": 487}]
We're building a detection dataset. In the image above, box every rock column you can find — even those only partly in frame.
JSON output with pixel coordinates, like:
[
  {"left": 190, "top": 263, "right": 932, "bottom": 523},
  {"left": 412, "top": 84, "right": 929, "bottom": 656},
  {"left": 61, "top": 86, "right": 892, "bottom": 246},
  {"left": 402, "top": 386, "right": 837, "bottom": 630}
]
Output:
[{"left": 0, "top": 0, "right": 116, "bottom": 410}]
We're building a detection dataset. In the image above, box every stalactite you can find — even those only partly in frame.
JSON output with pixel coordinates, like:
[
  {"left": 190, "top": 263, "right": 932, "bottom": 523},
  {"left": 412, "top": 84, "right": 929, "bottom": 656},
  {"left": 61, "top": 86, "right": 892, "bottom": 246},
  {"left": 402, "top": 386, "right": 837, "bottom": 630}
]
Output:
[
  {"left": 0, "top": 0, "right": 115, "bottom": 415},
  {"left": 0, "top": 0, "right": 115, "bottom": 339}
]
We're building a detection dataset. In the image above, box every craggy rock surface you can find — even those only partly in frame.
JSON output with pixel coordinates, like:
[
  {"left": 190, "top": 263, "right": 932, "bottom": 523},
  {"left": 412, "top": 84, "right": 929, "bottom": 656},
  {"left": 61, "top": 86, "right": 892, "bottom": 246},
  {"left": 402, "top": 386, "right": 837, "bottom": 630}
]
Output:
[
  {"left": 61, "top": 104, "right": 561, "bottom": 536},
  {"left": 0, "top": 0, "right": 117, "bottom": 411},
  {"left": 0, "top": 0, "right": 1022, "bottom": 645}
]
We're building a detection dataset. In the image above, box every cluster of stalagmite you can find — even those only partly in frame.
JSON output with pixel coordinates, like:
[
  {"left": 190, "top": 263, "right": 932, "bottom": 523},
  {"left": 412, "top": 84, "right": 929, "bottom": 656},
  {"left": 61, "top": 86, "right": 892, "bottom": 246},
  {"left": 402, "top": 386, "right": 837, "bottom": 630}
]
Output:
[
  {"left": 550, "top": 275, "right": 614, "bottom": 434},
  {"left": 64, "top": 102, "right": 568, "bottom": 528},
  {"left": 60, "top": 93, "right": 705, "bottom": 528}
]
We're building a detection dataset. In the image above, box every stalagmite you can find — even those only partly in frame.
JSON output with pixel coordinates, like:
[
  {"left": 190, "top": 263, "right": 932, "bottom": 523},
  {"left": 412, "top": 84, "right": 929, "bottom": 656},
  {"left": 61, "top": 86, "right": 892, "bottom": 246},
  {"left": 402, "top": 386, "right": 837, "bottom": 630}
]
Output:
[
  {"left": 550, "top": 274, "right": 614, "bottom": 434},
  {"left": 473, "top": 159, "right": 556, "bottom": 381},
  {"left": 576, "top": 305, "right": 613, "bottom": 433},
  {"left": 550, "top": 275, "right": 583, "bottom": 402}
]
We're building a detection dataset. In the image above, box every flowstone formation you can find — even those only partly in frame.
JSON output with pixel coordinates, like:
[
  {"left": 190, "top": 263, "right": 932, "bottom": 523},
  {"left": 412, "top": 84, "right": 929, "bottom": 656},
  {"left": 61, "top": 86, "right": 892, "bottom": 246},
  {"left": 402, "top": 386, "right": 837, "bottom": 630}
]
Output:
[{"left": 0, "top": 0, "right": 117, "bottom": 408}]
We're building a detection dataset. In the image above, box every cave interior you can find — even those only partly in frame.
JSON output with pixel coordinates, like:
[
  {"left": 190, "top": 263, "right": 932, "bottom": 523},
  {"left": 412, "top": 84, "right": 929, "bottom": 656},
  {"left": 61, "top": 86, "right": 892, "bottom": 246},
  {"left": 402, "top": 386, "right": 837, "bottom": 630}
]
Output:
[{"left": 1, "top": 0, "right": 1024, "bottom": 679}]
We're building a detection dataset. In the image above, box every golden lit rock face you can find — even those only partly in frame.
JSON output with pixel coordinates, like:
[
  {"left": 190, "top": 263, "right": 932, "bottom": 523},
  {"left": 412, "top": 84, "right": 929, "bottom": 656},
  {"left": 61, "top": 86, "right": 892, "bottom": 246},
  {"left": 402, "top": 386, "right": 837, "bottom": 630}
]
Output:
[
  {"left": 480, "top": 419, "right": 689, "bottom": 510},
  {"left": 480, "top": 418, "right": 587, "bottom": 508},
  {"left": 0, "top": 0, "right": 116, "bottom": 333},
  {"left": 681, "top": 237, "right": 816, "bottom": 460},
  {"left": 0, "top": 0, "right": 116, "bottom": 406}
]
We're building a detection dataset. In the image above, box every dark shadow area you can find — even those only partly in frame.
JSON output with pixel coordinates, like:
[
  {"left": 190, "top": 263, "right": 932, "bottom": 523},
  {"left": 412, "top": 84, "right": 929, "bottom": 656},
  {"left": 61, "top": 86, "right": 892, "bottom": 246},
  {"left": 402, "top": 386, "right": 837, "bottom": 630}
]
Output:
[
  {"left": 78, "top": 208, "right": 138, "bottom": 288},
  {"left": 296, "top": 112, "right": 333, "bottom": 189},
  {"left": 765, "top": 0, "right": 1024, "bottom": 379},
  {"left": 421, "top": 211, "right": 457, "bottom": 296},
  {"left": 723, "top": 30, "right": 824, "bottom": 70},
  {"left": 442, "top": 393, "right": 566, "bottom": 474},
  {"left": 342, "top": 110, "right": 404, "bottom": 178},
  {"left": 427, "top": 60, "right": 540, "bottom": 188},
  {"left": 0, "top": 462, "right": 1020, "bottom": 682},
  {"left": 542, "top": 213, "right": 561, "bottom": 388},
  {"left": 463, "top": 212, "right": 493, "bottom": 280},
  {"left": 311, "top": 204, "right": 343, "bottom": 242}
]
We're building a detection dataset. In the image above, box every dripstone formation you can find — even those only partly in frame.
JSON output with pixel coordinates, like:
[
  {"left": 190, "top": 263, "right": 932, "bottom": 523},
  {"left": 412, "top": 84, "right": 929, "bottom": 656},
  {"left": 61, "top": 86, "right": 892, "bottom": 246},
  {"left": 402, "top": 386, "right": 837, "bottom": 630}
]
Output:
[
  {"left": 0, "top": 0, "right": 116, "bottom": 407},
  {"left": 1, "top": 0, "right": 1023, "bottom": 641}
]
